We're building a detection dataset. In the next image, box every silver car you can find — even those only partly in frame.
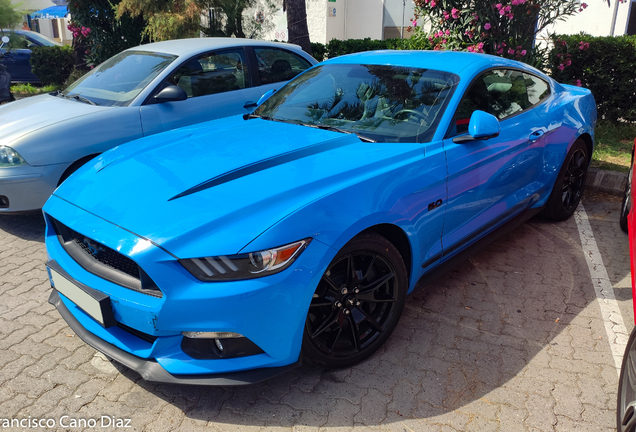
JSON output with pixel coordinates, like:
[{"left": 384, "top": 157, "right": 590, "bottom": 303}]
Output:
[{"left": 0, "top": 38, "right": 316, "bottom": 212}]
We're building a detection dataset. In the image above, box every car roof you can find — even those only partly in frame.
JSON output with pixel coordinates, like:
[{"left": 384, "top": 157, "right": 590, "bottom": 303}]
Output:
[
  {"left": 129, "top": 38, "right": 306, "bottom": 58},
  {"left": 321, "top": 50, "right": 542, "bottom": 76}
]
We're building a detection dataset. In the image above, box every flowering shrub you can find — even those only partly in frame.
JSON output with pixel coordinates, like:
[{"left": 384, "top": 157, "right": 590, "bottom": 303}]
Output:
[
  {"left": 411, "top": 0, "right": 585, "bottom": 68},
  {"left": 549, "top": 33, "right": 636, "bottom": 121}
]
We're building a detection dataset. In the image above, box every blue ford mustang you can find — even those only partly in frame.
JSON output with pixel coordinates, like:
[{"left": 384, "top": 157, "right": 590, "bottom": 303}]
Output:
[{"left": 43, "top": 50, "right": 596, "bottom": 385}]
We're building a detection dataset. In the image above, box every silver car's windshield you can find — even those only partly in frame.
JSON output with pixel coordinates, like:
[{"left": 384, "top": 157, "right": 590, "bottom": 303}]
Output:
[
  {"left": 254, "top": 64, "right": 459, "bottom": 143},
  {"left": 62, "top": 50, "right": 177, "bottom": 107}
]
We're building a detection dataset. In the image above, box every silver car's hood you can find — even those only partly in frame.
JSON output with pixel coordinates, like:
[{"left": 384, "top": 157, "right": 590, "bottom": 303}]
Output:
[{"left": 0, "top": 94, "right": 111, "bottom": 145}]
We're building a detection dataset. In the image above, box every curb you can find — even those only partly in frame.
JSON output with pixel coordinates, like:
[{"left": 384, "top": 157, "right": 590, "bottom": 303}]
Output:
[{"left": 586, "top": 168, "right": 627, "bottom": 196}]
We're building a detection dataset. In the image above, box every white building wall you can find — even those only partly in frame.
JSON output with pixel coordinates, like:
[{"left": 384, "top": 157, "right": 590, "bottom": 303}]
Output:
[
  {"left": 344, "top": 0, "right": 383, "bottom": 40},
  {"left": 543, "top": 0, "right": 631, "bottom": 38}
]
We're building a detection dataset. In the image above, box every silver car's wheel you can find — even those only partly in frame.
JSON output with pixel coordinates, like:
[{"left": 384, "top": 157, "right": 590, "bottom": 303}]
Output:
[{"left": 618, "top": 327, "right": 636, "bottom": 431}]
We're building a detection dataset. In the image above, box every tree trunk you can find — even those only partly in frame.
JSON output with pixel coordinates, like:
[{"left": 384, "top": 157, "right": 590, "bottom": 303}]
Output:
[{"left": 285, "top": 0, "right": 312, "bottom": 55}]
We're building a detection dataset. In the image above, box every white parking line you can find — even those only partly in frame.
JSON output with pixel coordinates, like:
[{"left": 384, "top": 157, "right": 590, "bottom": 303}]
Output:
[{"left": 575, "top": 204, "right": 629, "bottom": 375}]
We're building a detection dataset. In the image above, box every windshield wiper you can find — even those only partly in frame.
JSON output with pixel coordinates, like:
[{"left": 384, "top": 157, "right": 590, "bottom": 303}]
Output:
[
  {"left": 67, "top": 94, "right": 98, "bottom": 106},
  {"left": 301, "top": 124, "right": 377, "bottom": 143},
  {"left": 243, "top": 113, "right": 272, "bottom": 121}
]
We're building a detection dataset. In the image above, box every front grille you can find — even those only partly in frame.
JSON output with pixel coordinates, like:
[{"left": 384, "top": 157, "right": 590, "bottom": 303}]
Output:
[
  {"left": 67, "top": 227, "right": 140, "bottom": 280},
  {"left": 50, "top": 217, "right": 162, "bottom": 298}
]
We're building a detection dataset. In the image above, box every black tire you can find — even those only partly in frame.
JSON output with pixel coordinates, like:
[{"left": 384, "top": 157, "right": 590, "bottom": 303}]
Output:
[
  {"left": 620, "top": 149, "right": 634, "bottom": 233},
  {"left": 617, "top": 327, "right": 636, "bottom": 432},
  {"left": 302, "top": 231, "right": 407, "bottom": 368},
  {"left": 543, "top": 139, "right": 589, "bottom": 221}
]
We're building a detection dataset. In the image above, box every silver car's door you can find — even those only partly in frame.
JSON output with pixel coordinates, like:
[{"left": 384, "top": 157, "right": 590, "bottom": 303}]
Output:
[
  {"left": 248, "top": 46, "right": 314, "bottom": 96},
  {"left": 139, "top": 48, "right": 262, "bottom": 136}
]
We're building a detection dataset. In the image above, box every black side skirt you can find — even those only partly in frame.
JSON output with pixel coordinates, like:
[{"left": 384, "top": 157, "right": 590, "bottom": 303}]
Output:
[{"left": 48, "top": 290, "right": 301, "bottom": 386}]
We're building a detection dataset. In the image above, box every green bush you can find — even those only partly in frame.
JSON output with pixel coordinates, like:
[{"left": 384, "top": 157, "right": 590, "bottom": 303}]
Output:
[
  {"left": 548, "top": 34, "right": 636, "bottom": 122},
  {"left": 30, "top": 45, "right": 75, "bottom": 86},
  {"left": 310, "top": 37, "right": 432, "bottom": 61}
]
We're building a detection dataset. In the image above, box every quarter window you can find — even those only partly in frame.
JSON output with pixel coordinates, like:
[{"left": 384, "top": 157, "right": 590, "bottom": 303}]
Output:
[
  {"left": 450, "top": 69, "right": 551, "bottom": 136},
  {"left": 253, "top": 48, "right": 312, "bottom": 85},
  {"left": 167, "top": 49, "right": 248, "bottom": 98}
]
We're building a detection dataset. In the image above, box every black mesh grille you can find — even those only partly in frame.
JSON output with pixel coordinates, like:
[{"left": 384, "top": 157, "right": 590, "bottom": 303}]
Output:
[
  {"left": 50, "top": 217, "right": 162, "bottom": 298},
  {"left": 68, "top": 228, "right": 140, "bottom": 280}
]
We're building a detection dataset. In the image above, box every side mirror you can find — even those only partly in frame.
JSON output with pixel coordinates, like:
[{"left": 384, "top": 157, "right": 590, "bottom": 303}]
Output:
[
  {"left": 1, "top": 36, "right": 9, "bottom": 44},
  {"left": 153, "top": 85, "right": 187, "bottom": 103},
  {"left": 257, "top": 89, "right": 276, "bottom": 106},
  {"left": 453, "top": 110, "right": 500, "bottom": 143}
]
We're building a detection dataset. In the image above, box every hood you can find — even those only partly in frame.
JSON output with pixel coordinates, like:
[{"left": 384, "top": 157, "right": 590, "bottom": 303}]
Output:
[
  {"left": 51, "top": 116, "right": 418, "bottom": 258},
  {"left": 0, "top": 94, "right": 110, "bottom": 145}
]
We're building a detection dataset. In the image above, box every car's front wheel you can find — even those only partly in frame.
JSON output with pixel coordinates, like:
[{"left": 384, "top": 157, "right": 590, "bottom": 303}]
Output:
[
  {"left": 620, "top": 146, "right": 634, "bottom": 233},
  {"left": 544, "top": 139, "right": 589, "bottom": 221},
  {"left": 618, "top": 327, "right": 636, "bottom": 432},
  {"left": 302, "top": 231, "right": 407, "bottom": 368}
]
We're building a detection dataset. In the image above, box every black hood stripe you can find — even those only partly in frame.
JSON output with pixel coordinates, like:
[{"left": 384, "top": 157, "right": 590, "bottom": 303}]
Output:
[{"left": 169, "top": 137, "right": 357, "bottom": 201}]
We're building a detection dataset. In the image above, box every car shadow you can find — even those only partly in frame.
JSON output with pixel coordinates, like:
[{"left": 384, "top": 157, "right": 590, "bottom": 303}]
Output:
[
  {"left": 101, "top": 201, "right": 628, "bottom": 429},
  {"left": 0, "top": 211, "right": 45, "bottom": 243}
]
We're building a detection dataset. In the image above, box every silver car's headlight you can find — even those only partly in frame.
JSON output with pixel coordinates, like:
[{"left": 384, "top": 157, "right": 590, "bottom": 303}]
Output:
[
  {"left": 180, "top": 239, "right": 312, "bottom": 281},
  {"left": 0, "top": 146, "right": 27, "bottom": 167}
]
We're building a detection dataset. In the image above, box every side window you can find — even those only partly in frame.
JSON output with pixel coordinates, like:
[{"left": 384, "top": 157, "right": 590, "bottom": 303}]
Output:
[
  {"left": 450, "top": 69, "right": 550, "bottom": 136},
  {"left": 254, "top": 48, "right": 312, "bottom": 85},
  {"left": 166, "top": 49, "right": 248, "bottom": 98}
]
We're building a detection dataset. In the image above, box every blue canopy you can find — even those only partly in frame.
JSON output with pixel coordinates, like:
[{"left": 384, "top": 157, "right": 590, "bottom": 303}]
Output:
[{"left": 31, "top": 5, "right": 69, "bottom": 19}]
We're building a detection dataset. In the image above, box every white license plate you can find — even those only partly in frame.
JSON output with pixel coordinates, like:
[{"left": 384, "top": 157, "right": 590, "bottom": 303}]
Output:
[{"left": 49, "top": 268, "right": 108, "bottom": 326}]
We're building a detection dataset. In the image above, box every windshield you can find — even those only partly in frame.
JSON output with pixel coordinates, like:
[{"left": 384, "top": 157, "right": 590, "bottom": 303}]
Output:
[
  {"left": 19, "top": 30, "right": 61, "bottom": 47},
  {"left": 254, "top": 64, "right": 459, "bottom": 143},
  {"left": 62, "top": 50, "right": 177, "bottom": 107}
]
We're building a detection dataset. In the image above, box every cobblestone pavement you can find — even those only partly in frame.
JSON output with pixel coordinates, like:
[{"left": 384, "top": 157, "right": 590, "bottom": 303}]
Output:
[{"left": 0, "top": 191, "right": 631, "bottom": 432}]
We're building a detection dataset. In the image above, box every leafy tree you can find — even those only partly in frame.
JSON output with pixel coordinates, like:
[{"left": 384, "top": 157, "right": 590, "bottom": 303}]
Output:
[
  {"left": 67, "top": 0, "right": 147, "bottom": 68},
  {"left": 411, "top": 0, "right": 589, "bottom": 68},
  {"left": 0, "top": 0, "right": 22, "bottom": 30}
]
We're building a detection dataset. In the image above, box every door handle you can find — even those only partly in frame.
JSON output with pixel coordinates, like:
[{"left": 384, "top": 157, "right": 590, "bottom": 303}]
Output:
[
  {"left": 243, "top": 101, "right": 257, "bottom": 109},
  {"left": 529, "top": 130, "right": 545, "bottom": 142}
]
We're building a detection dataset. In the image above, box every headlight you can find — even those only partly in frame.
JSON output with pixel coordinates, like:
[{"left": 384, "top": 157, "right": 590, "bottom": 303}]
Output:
[
  {"left": 180, "top": 238, "right": 311, "bottom": 281},
  {"left": 0, "top": 146, "right": 27, "bottom": 167}
]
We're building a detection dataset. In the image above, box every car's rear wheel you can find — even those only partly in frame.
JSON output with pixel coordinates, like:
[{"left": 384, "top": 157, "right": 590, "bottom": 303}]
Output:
[
  {"left": 544, "top": 139, "right": 589, "bottom": 221},
  {"left": 302, "top": 232, "right": 407, "bottom": 368},
  {"left": 620, "top": 146, "right": 634, "bottom": 233},
  {"left": 618, "top": 327, "right": 636, "bottom": 432}
]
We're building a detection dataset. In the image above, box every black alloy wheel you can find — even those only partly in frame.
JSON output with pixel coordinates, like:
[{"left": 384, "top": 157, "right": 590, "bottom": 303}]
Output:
[
  {"left": 544, "top": 139, "right": 589, "bottom": 221},
  {"left": 618, "top": 327, "right": 636, "bottom": 432},
  {"left": 302, "top": 232, "right": 407, "bottom": 368}
]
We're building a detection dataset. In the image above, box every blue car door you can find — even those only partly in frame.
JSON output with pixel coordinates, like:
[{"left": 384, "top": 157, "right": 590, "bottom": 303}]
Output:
[
  {"left": 441, "top": 68, "right": 551, "bottom": 260},
  {"left": 139, "top": 48, "right": 262, "bottom": 136}
]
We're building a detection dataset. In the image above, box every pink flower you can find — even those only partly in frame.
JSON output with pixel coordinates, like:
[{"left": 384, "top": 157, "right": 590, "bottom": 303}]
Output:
[
  {"left": 504, "top": 5, "right": 511, "bottom": 11},
  {"left": 477, "top": 42, "right": 484, "bottom": 49},
  {"left": 558, "top": 64, "right": 565, "bottom": 70},
  {"left": 565, "top": 59, "right": 572, "bottom": 66},
  {"left": 575, "top": 79, "right": 582, "bottom": 86},
  {"left": 495, "top": 3, "right": 502, "bottom": 9},
  {"left": 561, "top": 40, "right": 567, "bottom": 46},
  {"left": 581, "top": 2, "right": 588, "bottom": 8},
  {"left": 508, "top": 48, "right": 515, "bottom": 55},
  {"left": 484, "top": 22, "right": 491, "bottom": 30},
  {"left": 443, "top": 10, "right": 450, "bottom": 19},
  {"left": 520, "top": 49, "right": 527, "bottom": 55},
  {"left": 445, "top": 29, "right": 450, "bottom": 35},
  {"left": 497, "top": 47, "right": 504, "bottom": 54},
  {"left": 499, "top": 8, "right": 506, "bottom": 15},
  {"left": 578, "top": 41, "right": 589, "bottom": 50},
  {"left": 411, "top": 19, "right": 417, "bottom": 26},
  {"left": 430, "top": 0, "right": 436, "bottom": 6},
  {"left": 451, "top": 8, "right": 460, "bottom": 18}
]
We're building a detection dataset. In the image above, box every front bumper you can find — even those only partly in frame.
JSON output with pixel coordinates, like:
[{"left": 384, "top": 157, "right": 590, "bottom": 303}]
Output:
[
  {"left": 43, "top": 194, "right": 335, "bottom": 382},
  {"left": 48, "top": 290, "right": 301, "bottom": 385},
  {"left": 0, "top": 164, "right": 67, "bottom": 212}
]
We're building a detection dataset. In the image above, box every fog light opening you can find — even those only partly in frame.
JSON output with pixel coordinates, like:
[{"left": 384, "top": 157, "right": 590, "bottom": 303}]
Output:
[{"left": 214, "top": 338, "right": 224, "bottom": 352}]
